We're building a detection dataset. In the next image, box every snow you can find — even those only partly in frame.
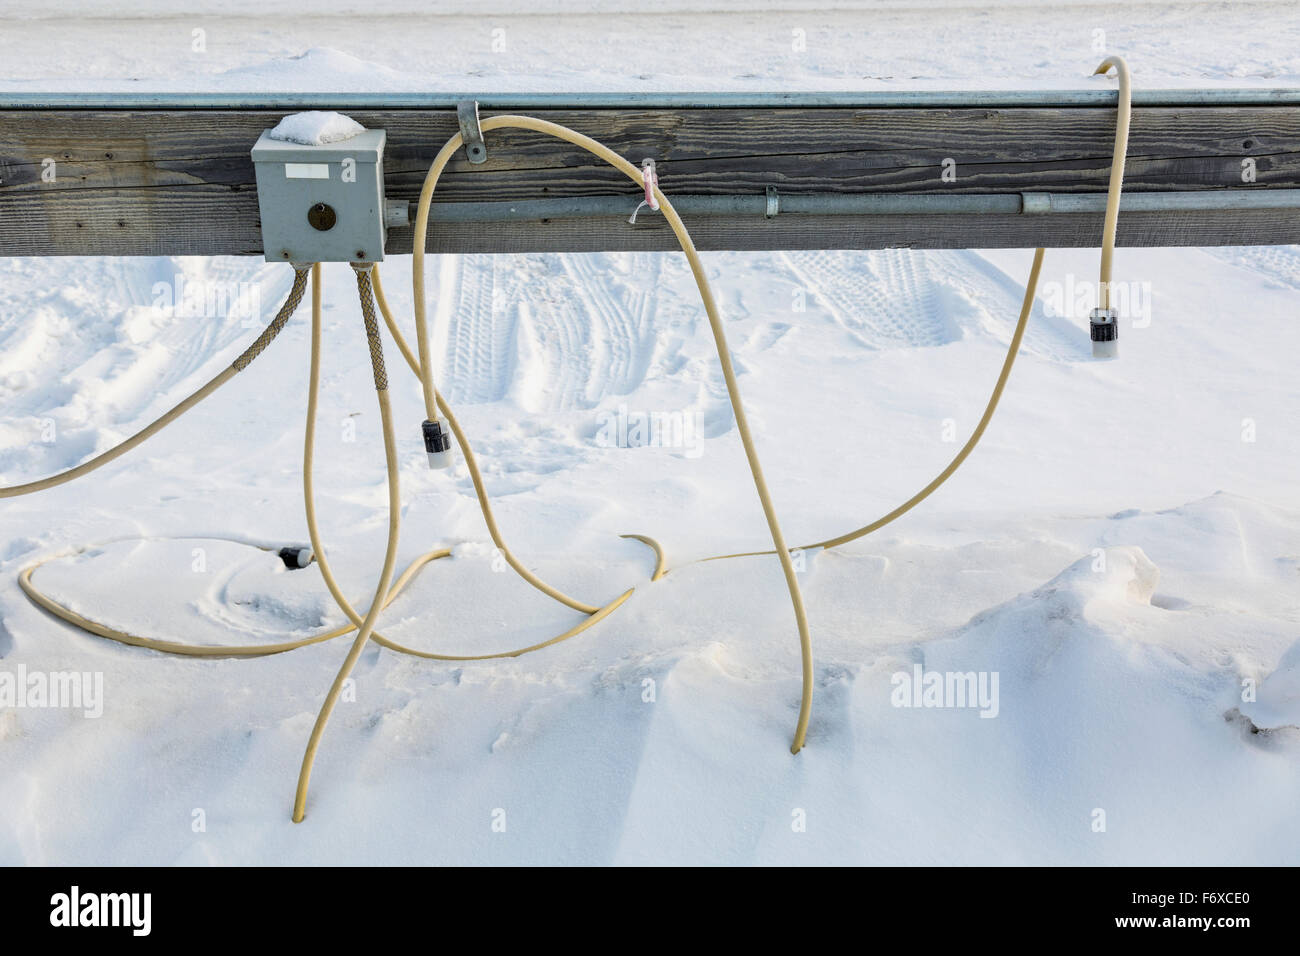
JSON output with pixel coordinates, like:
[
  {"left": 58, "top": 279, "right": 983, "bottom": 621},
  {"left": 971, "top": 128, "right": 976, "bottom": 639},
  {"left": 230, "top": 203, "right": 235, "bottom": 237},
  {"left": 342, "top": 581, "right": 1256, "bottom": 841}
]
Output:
[
  {"left": 0, "top": 2, "right": 1298, "bottom": 865},
  {"left": 267, "top": 111, "right": 366, "bottom": 146},
  {"left": 1, "top": 3, "right": 1298, "bottom": 93}
]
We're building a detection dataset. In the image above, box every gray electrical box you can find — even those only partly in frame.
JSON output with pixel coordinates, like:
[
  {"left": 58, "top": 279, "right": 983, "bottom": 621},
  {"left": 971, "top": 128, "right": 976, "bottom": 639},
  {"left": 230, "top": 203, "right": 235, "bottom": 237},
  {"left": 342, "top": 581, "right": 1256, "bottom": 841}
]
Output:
[{"left": 251, "top": 129, "right": 387, "bottom": 264}]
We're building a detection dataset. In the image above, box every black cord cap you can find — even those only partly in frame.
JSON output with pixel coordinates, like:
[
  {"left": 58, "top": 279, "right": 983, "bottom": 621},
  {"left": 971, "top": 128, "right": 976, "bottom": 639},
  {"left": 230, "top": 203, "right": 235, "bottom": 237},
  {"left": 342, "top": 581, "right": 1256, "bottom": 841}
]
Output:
[
  {"left": 422, "top": 419, "right": 454, "bottom": 469},
  {"left": 278, "top": 547, "right": 314, "bottom": 569},
  {"left": 1090, "top": 307, "right": 1119, "bottom": 358}
]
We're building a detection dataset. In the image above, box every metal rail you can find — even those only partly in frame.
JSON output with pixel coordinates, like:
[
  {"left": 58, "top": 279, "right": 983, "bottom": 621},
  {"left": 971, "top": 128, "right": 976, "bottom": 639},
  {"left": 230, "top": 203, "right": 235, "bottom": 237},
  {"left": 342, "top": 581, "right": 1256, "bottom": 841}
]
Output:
[{"left": 3, "top": 89, "right": 1299, "bottom": 110}]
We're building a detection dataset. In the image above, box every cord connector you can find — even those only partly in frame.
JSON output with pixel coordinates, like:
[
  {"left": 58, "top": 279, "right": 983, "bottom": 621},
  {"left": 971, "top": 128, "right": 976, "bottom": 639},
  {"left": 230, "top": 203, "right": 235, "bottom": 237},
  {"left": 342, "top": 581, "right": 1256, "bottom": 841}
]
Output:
[
  {"left": 1090, "top": 306, "right": 1118, "bottom": 358},
  {"left": 422, "top": 419, "right": 454, "bottom": 469},
  {"left": 278, "top": 546, "right": 315, "bottom": 569}
]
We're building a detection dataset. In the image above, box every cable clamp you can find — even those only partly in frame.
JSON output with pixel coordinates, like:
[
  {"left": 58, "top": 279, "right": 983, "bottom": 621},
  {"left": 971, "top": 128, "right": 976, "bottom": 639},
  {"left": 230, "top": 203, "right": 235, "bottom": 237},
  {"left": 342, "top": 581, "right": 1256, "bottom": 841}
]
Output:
[
  {"left": 628, "top": 158, "right": 660, "bottom": 224},
  {"left": 765, "top": 185, "right": 780, "bottom": 219},
  {"left": 384, "top": 199, "right": 412, "bottom": 228},
  {"left": 457, "top": 100, "right": 488, "bottom": 164}
]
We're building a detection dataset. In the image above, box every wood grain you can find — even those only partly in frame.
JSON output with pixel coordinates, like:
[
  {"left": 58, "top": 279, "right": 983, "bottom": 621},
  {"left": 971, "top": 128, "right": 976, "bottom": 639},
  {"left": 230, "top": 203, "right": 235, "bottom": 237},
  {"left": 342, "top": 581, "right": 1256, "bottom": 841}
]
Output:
[{"left": 1, "top": 105, "right": 1296, "bottom": 255}]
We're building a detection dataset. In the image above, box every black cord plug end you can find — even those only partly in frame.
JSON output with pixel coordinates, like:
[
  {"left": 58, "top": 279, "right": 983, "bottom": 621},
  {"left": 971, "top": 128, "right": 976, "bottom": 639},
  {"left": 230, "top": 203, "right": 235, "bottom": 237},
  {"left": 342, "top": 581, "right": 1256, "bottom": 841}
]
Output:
[{"left": 422, "top": 419, "right": 454, "bottom": 469}]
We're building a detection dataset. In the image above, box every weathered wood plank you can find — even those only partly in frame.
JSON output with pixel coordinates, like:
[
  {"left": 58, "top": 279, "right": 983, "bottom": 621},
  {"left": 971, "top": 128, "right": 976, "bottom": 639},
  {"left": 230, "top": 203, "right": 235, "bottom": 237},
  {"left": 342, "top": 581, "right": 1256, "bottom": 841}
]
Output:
[{"left": 1, "top": 105, "right": 1297, "bottom": 255}]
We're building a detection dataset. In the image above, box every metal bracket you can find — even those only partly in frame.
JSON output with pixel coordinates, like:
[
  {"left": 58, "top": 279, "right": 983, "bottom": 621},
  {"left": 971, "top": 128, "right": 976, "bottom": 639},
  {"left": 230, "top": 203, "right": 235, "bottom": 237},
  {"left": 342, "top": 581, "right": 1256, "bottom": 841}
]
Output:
[
  {"left": 384, "top": 199, "right": 412, "bottom": 228},
  {"left": 457, "top": 100, "right": 487, "bottom": 164},
  {"left": 765, "top": 186, "right": 780, "bottom": 219}
]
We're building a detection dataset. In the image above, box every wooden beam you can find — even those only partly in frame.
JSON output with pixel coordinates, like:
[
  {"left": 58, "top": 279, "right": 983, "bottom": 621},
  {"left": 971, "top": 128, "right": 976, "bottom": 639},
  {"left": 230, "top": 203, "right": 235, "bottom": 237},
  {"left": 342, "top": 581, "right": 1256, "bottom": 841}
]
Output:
[{"left": 1, "top": 102, "right": 1297, "bottom": 256}]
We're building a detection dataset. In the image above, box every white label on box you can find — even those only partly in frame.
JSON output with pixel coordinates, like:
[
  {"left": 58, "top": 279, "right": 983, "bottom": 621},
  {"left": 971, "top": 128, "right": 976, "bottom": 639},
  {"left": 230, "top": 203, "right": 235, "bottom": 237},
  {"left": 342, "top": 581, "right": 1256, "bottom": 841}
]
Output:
[{"left": 285, "top": 163, "right": 330, "bottom": 180}]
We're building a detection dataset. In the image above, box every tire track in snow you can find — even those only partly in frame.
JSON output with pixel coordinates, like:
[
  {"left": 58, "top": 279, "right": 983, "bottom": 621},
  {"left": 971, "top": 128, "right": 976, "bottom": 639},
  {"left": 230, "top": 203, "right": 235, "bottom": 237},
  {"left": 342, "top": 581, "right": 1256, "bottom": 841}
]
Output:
[
  {"left": 443, "top": 253, "right": 518, "bottom": 405},
  {"left": 442, "top": 252, "right": 667, "bottom": 414},
  {"left": 1203, "top": 245, "right": 1300, "bottom": 292},
  {"left": 778, "top": 248, "right": 1085, "bottom": 362},
  {"left": 561, "top": 251, "right": 663, "bottom": 402},
  {"left": 779, "top": 248, "right": 958, "bottom": 350}
]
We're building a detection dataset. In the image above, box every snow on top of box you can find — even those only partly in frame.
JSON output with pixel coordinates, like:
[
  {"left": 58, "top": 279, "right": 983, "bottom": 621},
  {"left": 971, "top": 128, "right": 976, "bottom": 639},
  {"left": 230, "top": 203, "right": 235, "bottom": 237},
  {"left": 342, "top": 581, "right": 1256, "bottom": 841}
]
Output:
[{"left": 267, "top": 111, "right": 366, "bottom": 146}]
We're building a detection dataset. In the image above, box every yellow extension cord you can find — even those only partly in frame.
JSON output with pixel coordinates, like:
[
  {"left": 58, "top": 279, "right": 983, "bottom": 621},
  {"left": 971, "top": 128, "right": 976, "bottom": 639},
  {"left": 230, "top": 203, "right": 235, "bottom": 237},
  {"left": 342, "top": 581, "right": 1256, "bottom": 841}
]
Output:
[
  {"left": 5, "top": 57, "right": 1130, "bottom": 823},
  {"left": 1095, "top": 56, "right": 1132, "bottom": 308},
  {"left": 413, "top": 116, "right": 818, "bottom": 761}
]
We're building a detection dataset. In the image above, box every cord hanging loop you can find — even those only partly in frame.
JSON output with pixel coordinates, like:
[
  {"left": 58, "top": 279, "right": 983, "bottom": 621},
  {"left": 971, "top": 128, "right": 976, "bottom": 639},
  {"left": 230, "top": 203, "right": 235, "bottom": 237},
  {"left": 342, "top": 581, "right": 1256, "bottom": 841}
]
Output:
[{"left": 628, "top": 158, "right": 660, "bottom": 224}]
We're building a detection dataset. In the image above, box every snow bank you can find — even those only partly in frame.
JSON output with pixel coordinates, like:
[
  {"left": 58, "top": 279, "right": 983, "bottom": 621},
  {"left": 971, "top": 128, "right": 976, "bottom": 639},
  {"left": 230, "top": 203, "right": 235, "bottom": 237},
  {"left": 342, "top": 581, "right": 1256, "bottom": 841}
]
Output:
[{"left": 1241, "top": 639, "right": 1300, "bottom": 732}]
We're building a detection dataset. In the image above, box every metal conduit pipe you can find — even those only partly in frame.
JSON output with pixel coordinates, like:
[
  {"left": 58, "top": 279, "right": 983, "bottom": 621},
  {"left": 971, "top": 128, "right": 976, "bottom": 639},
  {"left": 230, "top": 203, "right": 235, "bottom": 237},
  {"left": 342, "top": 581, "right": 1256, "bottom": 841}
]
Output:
[{"left": 393, "top": 188, "right": 1300, "bottom": 224}]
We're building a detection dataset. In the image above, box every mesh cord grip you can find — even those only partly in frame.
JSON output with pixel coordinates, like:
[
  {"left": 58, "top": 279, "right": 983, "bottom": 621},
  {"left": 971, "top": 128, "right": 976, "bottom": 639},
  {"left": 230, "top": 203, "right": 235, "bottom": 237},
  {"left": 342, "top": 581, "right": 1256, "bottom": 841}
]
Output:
[
  {"left": 355, "top": 267, "right": 389, "bottom": 392},
  {"left": 231, "top": 266, "right": 310, "bottom": 372}
]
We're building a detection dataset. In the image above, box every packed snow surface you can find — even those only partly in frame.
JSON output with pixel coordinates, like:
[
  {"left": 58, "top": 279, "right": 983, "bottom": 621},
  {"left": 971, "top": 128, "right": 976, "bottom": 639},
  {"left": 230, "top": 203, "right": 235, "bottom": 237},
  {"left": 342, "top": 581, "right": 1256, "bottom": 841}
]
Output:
[{"left": 0, "top": 2, "right": 1297, "bottom": 865}]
